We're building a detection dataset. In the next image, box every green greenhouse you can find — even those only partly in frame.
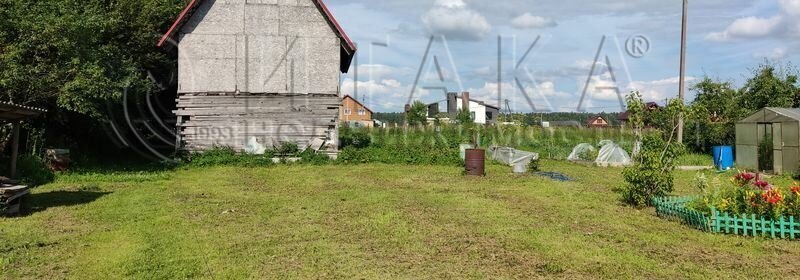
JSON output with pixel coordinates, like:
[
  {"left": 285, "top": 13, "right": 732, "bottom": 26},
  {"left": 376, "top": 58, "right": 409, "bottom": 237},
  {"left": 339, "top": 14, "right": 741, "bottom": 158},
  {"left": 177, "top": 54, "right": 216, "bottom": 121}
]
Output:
[{"left": 736, "top": 107, "right": 800, "bottom": 174}]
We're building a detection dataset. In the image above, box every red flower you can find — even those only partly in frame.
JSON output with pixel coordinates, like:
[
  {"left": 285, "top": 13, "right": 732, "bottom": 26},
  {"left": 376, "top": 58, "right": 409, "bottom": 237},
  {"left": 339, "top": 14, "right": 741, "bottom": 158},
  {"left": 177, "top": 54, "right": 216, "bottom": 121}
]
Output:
[
  {"left": 791, "top": 186, "right": 800, "bottom": 195},
  {"left": 754, "top": 180, "right": 771, "bottom": 190},
  {"left": 734, "top": 172, "right": 757, "bottom": 186},
  {"left": 762, "top": 189, "right": 783, "bottom": 205}
]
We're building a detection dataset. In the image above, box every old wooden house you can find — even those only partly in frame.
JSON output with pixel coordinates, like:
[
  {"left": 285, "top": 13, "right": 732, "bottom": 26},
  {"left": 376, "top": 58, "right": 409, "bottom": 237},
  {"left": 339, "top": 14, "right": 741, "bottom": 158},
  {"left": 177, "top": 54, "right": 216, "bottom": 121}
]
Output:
[{"left": 158, "top": 0, "right": 356, "bottom": 154}]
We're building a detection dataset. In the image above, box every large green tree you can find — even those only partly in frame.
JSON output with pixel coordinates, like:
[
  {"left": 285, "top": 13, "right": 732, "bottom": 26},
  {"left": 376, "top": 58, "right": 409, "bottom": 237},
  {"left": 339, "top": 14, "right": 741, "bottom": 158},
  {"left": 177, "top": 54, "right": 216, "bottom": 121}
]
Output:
[
  {"left": 0, "top": 0, "right": 183, "bottom": 117},
  {"left": 685, "top": 78, "right": 740, "bottom": 151},
  {"left": 738, "top": 63, "right": 800, "bottom": 111},
  {"left": 686, "top": 63, "right": 800, "bottom": 152}
]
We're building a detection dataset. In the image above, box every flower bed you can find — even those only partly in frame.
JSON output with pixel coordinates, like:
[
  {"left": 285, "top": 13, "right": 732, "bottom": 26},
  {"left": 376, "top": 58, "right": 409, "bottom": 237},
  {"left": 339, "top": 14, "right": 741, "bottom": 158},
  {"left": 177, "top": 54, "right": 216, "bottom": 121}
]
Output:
[
  {"left": 653, "top": 196, "right": 800, "bottom": 240},
  {"left": 653, "top": 171, "right": 800, "bottom": 240}
]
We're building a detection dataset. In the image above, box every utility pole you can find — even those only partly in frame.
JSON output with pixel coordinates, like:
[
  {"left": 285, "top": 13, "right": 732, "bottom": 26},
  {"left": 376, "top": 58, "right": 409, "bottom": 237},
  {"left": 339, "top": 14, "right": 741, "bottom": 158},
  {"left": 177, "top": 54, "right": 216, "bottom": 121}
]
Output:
[{"left": 677, "top": 0, "right": 688, "bottom": 143}]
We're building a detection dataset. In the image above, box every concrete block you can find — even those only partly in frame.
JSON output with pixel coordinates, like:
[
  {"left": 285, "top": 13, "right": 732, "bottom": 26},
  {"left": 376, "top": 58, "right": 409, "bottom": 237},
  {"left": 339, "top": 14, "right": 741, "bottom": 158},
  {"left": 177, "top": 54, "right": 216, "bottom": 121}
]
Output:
[
  {"left": 247, "top": 35, "right": 288, "bottom": 93},
  {"left": 280, "top": 5, "right": 325, "bottom": 23},
  {"left": 246, "top": 0, "right": 278, "bottom": 4},
  {"left": 279, "top": 21, "right": 336, "bottom": 38},
  {"left": 179, "top": 58, "right": 237, "bottom": 93},
  {"left": 244, "top": 4, "right": 279, "bottom": 35},
  {"left": 179, "top": 34, "right": 237, "bottom": 59},
  {"left": 286, "top": 37, "right": 339, "bottom": 94},
  {"left": 183, "top": 1, "right": 244, "bottom": 35}
]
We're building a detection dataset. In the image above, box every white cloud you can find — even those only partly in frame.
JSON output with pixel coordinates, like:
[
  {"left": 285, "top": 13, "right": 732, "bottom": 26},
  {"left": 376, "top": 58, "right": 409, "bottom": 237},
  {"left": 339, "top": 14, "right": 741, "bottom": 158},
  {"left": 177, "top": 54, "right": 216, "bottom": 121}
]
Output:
[
  {"left": 780, "top": 0, "right": 800, "bottom": 16},
  {"left": 341, "top": 78, "right": 432, "bottom": 111},
  {"left": 706, "top": 15, "right": 784, "bottom": 42},
  {"left": 355, "top": 64, "right": 409, "bottom": 80},
  {"left": 434, "top": 0, "right": 466, "bottom": 9},
  {"left": 627, "top": 76, "right": 697, "bottom": 102},
  {"left": 422, "top": 0, "right": 491, "bottom": 41},
  {"left": 753, "top": 47, "right": 788, "bottom": 60},
  {"left": 511, "top": 13, "right": 557, "bottom": 29},
  {"left": 706, "top": 1, "right": 800, "bottom": 42},
  {"left": 466, "top": 81, "right": 573, "bottom": 112}
]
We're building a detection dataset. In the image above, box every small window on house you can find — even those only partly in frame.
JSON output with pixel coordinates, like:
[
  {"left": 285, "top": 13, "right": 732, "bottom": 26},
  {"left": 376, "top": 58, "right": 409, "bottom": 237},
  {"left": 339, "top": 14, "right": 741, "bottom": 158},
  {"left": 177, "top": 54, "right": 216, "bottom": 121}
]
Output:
[
  {"left": 486, "top": 112, "right": 493, "bottom": 120},
  {"left": 358, "top": 109, "right": 366, "bottom": 116},
  {"left": 344, "top": 108, "right": 352, "bottom": 115},
  {"left": 470, "top": 112, "right": 476, "bottom": 120}
]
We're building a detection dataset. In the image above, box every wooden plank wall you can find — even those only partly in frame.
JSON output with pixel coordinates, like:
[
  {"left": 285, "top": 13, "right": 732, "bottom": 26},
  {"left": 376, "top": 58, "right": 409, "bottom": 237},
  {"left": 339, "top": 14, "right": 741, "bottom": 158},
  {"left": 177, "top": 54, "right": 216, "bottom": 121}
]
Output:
[{"left": 176, "top": 93, "right": 340, "bottom": 152}]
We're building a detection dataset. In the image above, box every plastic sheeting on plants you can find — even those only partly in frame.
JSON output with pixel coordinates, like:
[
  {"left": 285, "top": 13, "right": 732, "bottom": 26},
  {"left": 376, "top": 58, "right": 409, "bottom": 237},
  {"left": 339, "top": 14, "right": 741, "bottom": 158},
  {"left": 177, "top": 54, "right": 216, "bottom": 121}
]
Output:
[
  {"left": 567, "top": 143, "right": 597, "bottom": 161},
  {"left": 489, "top": 146, "right": 539, "bottom": 173},
  {"left": 595, "top": 141, "right": 632, "bottom": 167}
]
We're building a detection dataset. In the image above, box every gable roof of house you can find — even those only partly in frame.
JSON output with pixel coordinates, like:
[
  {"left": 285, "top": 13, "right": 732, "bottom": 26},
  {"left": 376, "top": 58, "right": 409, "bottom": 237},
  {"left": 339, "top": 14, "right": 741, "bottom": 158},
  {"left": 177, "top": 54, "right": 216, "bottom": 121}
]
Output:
[
  {"left": 343, "top": 95, "right": 373, "bottom": 114},
  {"left": 157, "top": 0, "right": 357, "bottom": 73},
  {"left": 739, "top": 107, "right": 800, "bottom": 124},
  {"left": 587, "top": 115, "right": 608, "bottom": 126}
]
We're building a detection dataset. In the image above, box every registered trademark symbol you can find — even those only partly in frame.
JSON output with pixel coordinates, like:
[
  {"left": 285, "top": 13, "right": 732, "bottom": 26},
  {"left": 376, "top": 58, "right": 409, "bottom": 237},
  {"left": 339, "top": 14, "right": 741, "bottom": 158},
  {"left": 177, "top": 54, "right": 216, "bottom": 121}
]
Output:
[{"left": 625, "top": 35, "right": 651, "bottom": 58}]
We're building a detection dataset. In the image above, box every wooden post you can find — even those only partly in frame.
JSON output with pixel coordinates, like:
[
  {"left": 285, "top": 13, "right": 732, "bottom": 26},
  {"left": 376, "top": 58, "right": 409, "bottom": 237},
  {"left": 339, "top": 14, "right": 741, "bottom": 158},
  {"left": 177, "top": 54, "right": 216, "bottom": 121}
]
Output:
[
  {"left": 10, "top": 122, "right": 20, "bottom": 179},
  {"left": 677, "top": 0, "right": 688, "bottom": 144}
]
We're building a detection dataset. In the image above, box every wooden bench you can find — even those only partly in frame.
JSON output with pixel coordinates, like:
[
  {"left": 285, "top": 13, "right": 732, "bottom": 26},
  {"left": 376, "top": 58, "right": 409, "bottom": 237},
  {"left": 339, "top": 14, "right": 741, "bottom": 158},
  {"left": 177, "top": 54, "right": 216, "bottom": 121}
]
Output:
[{"left": 1, "top": 185, "right": 29, "bottom": 216}]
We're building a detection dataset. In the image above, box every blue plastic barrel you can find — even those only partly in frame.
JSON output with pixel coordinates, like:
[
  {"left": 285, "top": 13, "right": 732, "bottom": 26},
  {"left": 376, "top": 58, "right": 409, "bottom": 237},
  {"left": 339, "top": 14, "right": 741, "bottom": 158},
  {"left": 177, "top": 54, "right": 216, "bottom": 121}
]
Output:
[{"left": 712, "top": 146, "right": 734, "bottom": 171}]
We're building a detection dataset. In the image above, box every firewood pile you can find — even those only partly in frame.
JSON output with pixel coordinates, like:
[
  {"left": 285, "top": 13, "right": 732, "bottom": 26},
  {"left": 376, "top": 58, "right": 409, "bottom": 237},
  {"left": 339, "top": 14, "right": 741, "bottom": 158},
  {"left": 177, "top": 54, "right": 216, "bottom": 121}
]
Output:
[{"left": 1, "top": 177, "right": 29, "bottom": 216}]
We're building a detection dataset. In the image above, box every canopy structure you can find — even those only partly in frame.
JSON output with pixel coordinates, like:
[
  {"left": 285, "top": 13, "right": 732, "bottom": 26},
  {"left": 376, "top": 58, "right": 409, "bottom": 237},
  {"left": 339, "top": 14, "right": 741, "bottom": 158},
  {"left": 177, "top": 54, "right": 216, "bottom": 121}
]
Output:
[
  {"left": 0, "top": 102, "right": 46, "bottom": 122},
  {"left": 0, "top": 102, "right": 46, "bottom": 178},
  {"left": 595, "top": 141, "right": 632, "bottom": 167},
  {"left": 736, "top": 108, "right": 800, "bottom": 174},
  {"left": 567, "top": 143, "right": 596, "bottom": 162}
]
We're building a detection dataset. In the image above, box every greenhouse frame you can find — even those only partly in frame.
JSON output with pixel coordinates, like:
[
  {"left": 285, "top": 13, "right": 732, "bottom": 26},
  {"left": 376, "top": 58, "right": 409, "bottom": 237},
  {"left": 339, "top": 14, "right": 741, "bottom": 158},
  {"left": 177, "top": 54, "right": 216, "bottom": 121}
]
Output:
[{"left": 736, "top": 107, "right": 800, "bottom": 174}]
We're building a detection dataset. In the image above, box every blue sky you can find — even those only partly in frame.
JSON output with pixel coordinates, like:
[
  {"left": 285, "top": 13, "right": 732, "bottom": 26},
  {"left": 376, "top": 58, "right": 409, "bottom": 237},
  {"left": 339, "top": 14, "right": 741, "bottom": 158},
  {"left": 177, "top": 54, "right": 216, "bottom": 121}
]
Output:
[{"left": 327, "top": 0, "right": 799, "bottom": 113}]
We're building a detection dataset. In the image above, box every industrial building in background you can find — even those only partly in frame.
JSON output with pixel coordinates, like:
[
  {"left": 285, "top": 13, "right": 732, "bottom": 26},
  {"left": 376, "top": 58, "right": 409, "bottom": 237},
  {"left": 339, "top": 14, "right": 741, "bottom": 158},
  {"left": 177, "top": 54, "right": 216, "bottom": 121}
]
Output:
[{"left": 159, "top": 0, "right": 356, "bottom": 155}]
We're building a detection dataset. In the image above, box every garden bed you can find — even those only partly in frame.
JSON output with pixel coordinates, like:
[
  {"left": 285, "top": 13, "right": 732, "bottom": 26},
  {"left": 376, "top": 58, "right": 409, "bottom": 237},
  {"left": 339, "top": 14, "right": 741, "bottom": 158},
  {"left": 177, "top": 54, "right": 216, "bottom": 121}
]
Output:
[{"left": 653, "top": 196, "right": 800, "bottom": 240}]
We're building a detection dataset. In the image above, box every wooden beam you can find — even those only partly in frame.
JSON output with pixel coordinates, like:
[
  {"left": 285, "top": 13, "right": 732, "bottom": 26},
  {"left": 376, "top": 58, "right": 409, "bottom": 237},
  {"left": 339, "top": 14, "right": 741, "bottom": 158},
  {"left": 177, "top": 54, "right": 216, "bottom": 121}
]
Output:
[{"left": 10, "top": 122, "right": 20, "bottom": 179}]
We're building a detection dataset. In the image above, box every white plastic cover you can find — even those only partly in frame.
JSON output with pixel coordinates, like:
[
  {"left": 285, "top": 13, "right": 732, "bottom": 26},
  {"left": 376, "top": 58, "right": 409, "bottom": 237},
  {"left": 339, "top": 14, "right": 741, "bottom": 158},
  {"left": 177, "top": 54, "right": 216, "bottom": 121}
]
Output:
[
  {"left": 567, "top": 143, "right": 597, "bottom": 161},
  {"left": 244, "top": 137, "right": 267, "bottom": 155},
  {"left": 490, "top": 147, "right": 539, "bottom": 173},
  {"left": 595, "top": 141, "right": 632, "bottom": 167}
]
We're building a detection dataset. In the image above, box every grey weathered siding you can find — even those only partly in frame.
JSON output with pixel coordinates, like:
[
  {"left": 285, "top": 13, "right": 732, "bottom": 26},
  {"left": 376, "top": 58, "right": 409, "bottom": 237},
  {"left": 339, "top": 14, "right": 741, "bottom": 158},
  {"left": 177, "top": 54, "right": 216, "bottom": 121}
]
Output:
[
  {"left": 175, "top": 0, "right": 343, "bottom": 153},
  {"left": 178, "top": 0, "right": 341, "bottom": 94},
  {"left": 177, "top": 94, "right": 339, "bottom": 151}
]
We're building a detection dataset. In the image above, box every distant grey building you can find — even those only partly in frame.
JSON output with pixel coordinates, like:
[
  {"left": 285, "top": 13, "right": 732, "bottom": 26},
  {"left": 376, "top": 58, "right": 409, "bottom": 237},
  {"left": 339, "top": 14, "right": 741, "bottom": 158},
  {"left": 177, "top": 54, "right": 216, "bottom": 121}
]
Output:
[
  {"left": 158, "top": 0, "right": 356, "bottom": 153},
  {"left": 426, "top": 92, "right": 500, "bottom": 125}
]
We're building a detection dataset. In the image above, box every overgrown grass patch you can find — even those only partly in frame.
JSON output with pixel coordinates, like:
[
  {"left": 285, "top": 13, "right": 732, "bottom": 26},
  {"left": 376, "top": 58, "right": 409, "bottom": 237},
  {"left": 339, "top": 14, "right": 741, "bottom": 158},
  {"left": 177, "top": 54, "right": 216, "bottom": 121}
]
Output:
[{"left": 3, "top": 162, "right": 800, "bottom": 279}]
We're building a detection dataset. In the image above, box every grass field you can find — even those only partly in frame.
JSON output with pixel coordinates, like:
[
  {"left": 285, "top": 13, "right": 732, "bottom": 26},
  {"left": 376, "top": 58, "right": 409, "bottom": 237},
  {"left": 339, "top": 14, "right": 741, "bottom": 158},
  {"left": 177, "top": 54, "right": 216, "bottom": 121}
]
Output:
[{"left": 2, "top": 161, "right": 798, "bottom": 279}]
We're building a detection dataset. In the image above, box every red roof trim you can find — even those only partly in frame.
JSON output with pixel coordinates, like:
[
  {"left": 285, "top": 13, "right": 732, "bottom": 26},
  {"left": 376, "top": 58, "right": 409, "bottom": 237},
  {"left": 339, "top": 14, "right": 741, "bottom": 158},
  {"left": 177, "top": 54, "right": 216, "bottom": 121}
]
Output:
[
  {"left": 157, "top": 0, "right": 356, "bottom": 55},
  {"left": 157, "top": 0, "right": 200, "bottom": 48},
  {"left": 343, "top": 95, "right": 373, "bottom": 114},
  {"left": 314, "top": 0, "right": 356, "bottom": 54}
]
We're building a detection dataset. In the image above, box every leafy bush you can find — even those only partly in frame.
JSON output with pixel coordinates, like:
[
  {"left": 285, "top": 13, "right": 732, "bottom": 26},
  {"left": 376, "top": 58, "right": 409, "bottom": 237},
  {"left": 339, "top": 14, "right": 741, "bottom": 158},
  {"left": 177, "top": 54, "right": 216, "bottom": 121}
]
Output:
[
  {"left": 527, "top": 158, "right": 540, "bottom": 172},
  {"left": 339, "top": 126, "right": 371, "bottom": 149},
  {"left": 298, "top": 150, "right": 331, "bottom": 165},
  {"left": 0, "top": 155, "right": 54, "bottom": 186},
  {"left": 406, "top": 100, "right": 428, "bottom": 126},
  {"left": 620, "top": 133, "right": 684, "bottom": 206},
  {"left": 187, "top": 146, "right": 275, "bottom": 168},
  {"left": 275, "top": 142, "right": 299, "bottom": 156}
]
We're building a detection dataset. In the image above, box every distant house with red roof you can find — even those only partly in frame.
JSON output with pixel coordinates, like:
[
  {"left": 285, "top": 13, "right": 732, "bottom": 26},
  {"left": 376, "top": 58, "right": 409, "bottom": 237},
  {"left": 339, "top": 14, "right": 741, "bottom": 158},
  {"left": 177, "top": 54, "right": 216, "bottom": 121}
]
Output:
[
  {"left": 160, "top": 0, "right": 356, "bottom": 154},
  {"left": 587, "top": 116, "right": 611, "bottom": 128},
  {"left": 618, "top": 102, "right": 661, "bottom": 126},
  {"left": 340, "top": 95, "right": 374, "bottom": 127}
]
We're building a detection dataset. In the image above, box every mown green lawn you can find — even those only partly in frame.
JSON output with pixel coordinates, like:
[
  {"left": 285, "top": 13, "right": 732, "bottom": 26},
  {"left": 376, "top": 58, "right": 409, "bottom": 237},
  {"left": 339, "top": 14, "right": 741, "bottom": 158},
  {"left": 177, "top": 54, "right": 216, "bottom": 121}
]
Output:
[{"left": 2, "top": 161, "right": 799, "bottom": 279}]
